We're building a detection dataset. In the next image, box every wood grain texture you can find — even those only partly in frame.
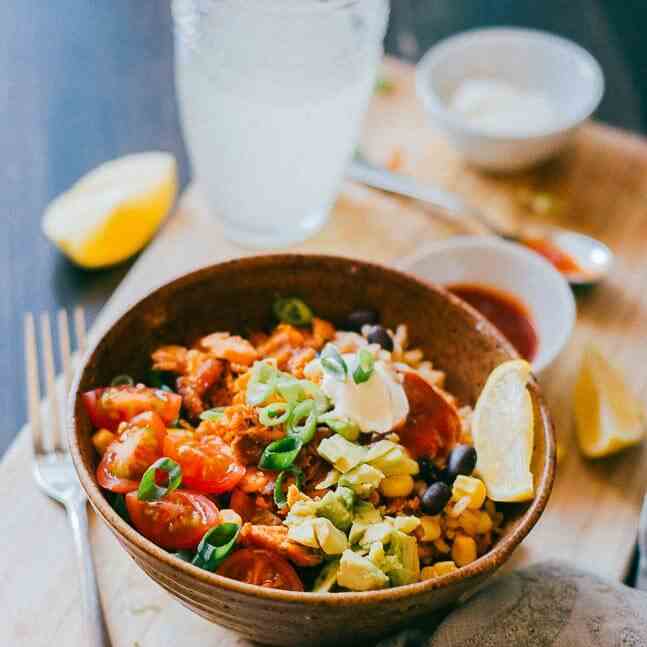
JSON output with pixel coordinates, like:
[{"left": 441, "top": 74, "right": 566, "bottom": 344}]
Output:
[{"left": 2, "top": 58, "right": 647, "bottom": 646}]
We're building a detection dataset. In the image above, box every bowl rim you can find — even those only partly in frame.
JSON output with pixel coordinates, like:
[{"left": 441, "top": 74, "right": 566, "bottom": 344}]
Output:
[
  {"left": 397, "top": 235, "right": 577, "bottom": 373},
  {"left": 68, "top": 253, "right": 556, "bottom": 606},
  {"left": 416, "top": 26, "right": 605, "bottom": 142}
]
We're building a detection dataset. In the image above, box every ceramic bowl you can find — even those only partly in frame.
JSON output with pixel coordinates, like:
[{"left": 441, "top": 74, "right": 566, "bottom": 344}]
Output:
[
  {"left": 416, "top": 27, "right": 605, "bottom": 171},
  {"left": 68, "top": 254, "right": 555, "bottom": 646},
  {"left": 399, "top": 236, "right": 576, "bottom": 373}
]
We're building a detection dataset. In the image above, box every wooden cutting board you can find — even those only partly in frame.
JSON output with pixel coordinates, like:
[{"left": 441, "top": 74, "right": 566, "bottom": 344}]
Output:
[{"left": 3, "top": 58, "right": 647, "bottom": 647}]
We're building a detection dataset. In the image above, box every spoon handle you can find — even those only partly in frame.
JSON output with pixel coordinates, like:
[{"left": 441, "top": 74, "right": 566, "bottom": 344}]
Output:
[{"left": 348, "top": 159, "right": 501, "bottom": 235}]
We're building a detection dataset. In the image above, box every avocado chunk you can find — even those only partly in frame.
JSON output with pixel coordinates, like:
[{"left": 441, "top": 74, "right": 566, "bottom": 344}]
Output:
[
  {"left": 337, "top": 549, "right": 389, "bottom": 591},
  {"left": 317, "top": 435, "right": 368, "bottom": 473},
  {"left": 387, "top": 515, "right": 421, "bottom": 534},
  {"left": 387, "top": 530, "right": 420, "bottom": 586},
  {"left": 287, "top": 518, "right": 319, "bottom": 548},
  {"left": 368, "top": 446, "right": 419, "bottom": 476},
  {"left": 317, "top": 487, "right": 354, "bottom": 532},
  {"left": 312, "top": 559, "right": 340, "bottom": 593},
  {"left": 314, "top": 518, "right": 348, "bottom": 555},
  {"left": 339, "top": 463, "right": 384, "bottom": 497},
  {"left": 368, "top": 542, "right": 385, "bottom": 566},
  {"left": 353, "top": 500, "right": 382, "bottom": 524},
  {"left": 359, "top": 522, "right": 392, "bottom": 547}
]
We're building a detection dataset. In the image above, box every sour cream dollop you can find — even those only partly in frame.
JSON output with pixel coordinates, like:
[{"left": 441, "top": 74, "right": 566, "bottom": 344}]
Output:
[{"left": 321, "top": 353, "right": 409, "bottom": 434}]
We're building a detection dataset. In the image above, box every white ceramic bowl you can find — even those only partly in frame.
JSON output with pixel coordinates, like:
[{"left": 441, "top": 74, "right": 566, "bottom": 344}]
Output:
[
  {"left": 416, "top": 28, "right": 605, "bottom": 172},
  {"left": 398, "top": 236, "right": 576, "bottom": 372}
]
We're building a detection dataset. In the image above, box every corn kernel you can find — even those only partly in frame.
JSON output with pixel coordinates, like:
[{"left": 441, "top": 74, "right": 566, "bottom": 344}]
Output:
[
  {"left": 452, "top": 475, "right": 486, "bottom": 510},
  {"left": 433, "top": 561, "right": 458, "bottom": 577},
  {"left": 419, "top": 516, "right": 442, "bottom": 542},
  {"left": 219, "top": 509, "right": 242, "bottom": 527},
  {"left": 379, "top": 474, "right": 414, "bottom": 498},
  {"left": 421, "top": 560, "right": 458, "bottom": 580},
  {"left": 452, "top": 534, "right": 477, "bottom": 566},
  {"left": 458, "top": 510, "right": 479, "bottom": 536},
  {"left": 476, "top": 511, "right": 493, "bottom": 534},
  {"left": 92, "top": 429, "right": 116, "bottom": 456},
  {"left": 433, "top": 537, "right": 451, "bottom": 554},
  {"left": 420, "top": 566, "right": 435, "bottom": 580}
]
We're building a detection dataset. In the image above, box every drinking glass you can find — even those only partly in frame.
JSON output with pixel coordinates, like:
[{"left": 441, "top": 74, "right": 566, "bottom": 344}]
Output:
[{"left": 173, "top": 0, "right": 389, "bottom": 248}]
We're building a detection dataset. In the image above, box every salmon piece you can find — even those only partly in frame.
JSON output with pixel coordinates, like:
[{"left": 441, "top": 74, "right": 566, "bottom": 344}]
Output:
[
  {"left": 286, "top": 347, "right": 317, "bottom": 378},
  {"left": 151, "top": 345, "right": 188, "bottom": 373},
  {"left": 199, "top": 332, "right": 259, "bottom": 366},
  {"left": 239, "top": 523, "right": 323, "bottom": 567},
  {"left": 306, "top": 318, "right": 336, "bottom": 350},
  {"left": 238, "top": 466, "right": 276, "bottom": 495},
  {"left": 177, "top": 351, "right": 225, "bottom": 417}
]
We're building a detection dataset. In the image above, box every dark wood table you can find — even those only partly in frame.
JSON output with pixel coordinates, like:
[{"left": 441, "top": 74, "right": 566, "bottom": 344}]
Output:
[{"left": 3, "top": 0, "right": 647, "bottom": 457}]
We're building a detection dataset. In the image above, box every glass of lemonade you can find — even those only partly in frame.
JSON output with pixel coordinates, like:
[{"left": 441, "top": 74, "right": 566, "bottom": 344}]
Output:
[{"left": 173, "top": 0, "right": 389, "bottom": 248}]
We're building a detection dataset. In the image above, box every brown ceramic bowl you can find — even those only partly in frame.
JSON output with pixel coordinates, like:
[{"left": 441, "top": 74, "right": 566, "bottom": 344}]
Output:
[{"left": 68, "top": 254, "right": 555, "bottom": 646}]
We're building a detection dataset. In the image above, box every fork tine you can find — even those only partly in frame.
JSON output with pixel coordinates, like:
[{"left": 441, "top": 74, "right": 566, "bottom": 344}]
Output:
[
  {"left": 58, "top": 309, "right": 72, "bottom": 407},
  {"left": 40, "top": 312, "right": 63, "bottom": 453},
  {"left": 24, "top": 313, "right": 44, "bottom": 456},
  {"left": 74, "top": 305, "right": 87, "bottom": 355}
]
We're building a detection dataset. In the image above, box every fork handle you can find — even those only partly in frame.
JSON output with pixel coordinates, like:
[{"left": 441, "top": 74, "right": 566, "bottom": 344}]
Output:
[{"left": 66, "top": 495, "right": 111, "bottom": 646}]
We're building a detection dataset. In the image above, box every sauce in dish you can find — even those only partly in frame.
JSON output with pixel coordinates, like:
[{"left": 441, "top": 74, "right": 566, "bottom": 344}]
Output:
[
  {"left": 521, "top": 237, "right": 581, "bottom": 275},
  {"left": 448, "top": 284, "right": 538, "bottom": 361}
]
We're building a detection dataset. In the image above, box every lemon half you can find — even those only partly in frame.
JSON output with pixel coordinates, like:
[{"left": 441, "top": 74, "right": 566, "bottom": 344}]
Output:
[
  {"left": 42, "top": 152, "right": 177, "bottom": 269},
  {"left": 574, "top": 344, "right": 645, "bottom": 458},
  {"left": 472, "top": 359, "right": 535, "bottom": 502}
]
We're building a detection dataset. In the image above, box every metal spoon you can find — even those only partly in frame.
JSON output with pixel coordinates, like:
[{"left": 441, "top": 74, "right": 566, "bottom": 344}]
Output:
[{"left": 348, "top": 157, "right": 613, "bottom": 285}]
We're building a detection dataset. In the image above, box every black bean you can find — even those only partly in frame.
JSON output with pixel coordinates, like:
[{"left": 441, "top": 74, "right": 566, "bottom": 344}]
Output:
[
  {"left": 446, "top": 445, "right": 477, "bottom": 481},
  {"left": 366, "top": 325, "right": 394, "bottom": 351},
  {"left": 347, "top": 309, "right": 379, "bottom": 332},
  {"left": 421, "top": 482, "right": 452, "bottom": 515},
  {"left": 417, "top": 458, "right": 441, "bottom": 484}
]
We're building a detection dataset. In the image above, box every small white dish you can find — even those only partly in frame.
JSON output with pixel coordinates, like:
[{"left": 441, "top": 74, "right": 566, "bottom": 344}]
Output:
[
  {"left": 398, "top": 236, "right": 576, "bottom": 373},
  {"left": 416, "top": 28, "right": 605, "bottom": 172}
]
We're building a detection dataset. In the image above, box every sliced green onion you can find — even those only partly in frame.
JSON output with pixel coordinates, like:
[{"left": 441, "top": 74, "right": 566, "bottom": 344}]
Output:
[
  {"left": 191, "top": 523, "right": 240, "bottom": 571},
  {"left": 200, "top": 407, "right": 227, "bottom": 422},
  {"left": 276, "top": 374, "right": 304, "bottom": 404},
  {"left": 107, "top": 492, "right": 130, "bottom": 522},
  {"left": 287, "top": 399, "right": 317, "bottom": 444},
  {"left": 274, "top": 466, "right": 305, "bottom": 508},
  {"left": 160, "top": 384, "right": 174, "bottom": 393},
  {"left": 246, "top": 361, "right": 278, "bottom": 406},
  {"left": 299, "top": 379, "right": 330, "bottom": 414},
  {"left": 320, "top": 343, "right": 347, "bottom": 381},
  {"left": 258, "top": 436, "right": 303, "bottom": 471},
  {"left": 353, "top": 348, "right": 375, "bottom": 385},
  {"left": 319, "top": 414, "right": 360, "bottom": 442},
  {"left": 111, "top": 374, "right": 134, "bottom": 387},
  {"left": 273, "top": 297, "right": 313, "bottom": 326},
  {"left": 259, "top": 401, "right": 293, "bottom": 427},
  {"left": 137, "top": 457, "right": 182, "bottom": 501},
  {"left": 173, "top": 549, "right": 194, "bottom": 562}
]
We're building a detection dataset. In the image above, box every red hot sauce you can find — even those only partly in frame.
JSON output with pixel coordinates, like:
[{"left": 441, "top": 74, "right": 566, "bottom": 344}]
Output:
[{"left": 448, "top": 284, "right": 539, "bottom": 362}]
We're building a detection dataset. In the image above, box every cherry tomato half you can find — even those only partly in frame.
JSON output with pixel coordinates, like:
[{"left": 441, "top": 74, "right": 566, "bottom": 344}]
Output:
[
  {"left": 217, "top": 548, "right": 304, "bottom": 591},
  {"left": 398, "top": 371, "right": 461, "bottom": 460},
  {"left": 82, "top": 385, "right": 182, "bottom": 431},
  {"left": 125, "top": 489, "right": 220, "bottom": 550},
  {"left": 96, "top": 411, "right": 166, "bottom": 493},
  {"left": 163, "top": 429, "right": 245, "bottom": 495}
]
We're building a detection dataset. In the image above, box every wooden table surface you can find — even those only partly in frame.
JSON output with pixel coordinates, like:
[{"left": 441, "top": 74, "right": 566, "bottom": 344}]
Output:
[
  {"left": 3, "top": 58, "right": 647, "bottom": 646},
  {"left": 5, "top": 0, "right": 647, "bottom": 457}
]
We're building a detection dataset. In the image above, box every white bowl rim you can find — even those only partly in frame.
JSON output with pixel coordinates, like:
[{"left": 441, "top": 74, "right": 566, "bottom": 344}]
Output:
[
  {"left": 416, "top": 26, "right": 605, "bottom": 142},
  {"left": 398, "top": 235, "right": 577, "bottom": 373}
]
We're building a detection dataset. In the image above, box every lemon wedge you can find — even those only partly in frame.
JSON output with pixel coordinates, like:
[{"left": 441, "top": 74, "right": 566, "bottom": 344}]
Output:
[
  {"left": 574, "top": 344, "right": 645, "bottom": 458},
  {"left": 42, "top": 152, "right": 177, "bottom": 268},
  {"left": 472, "top": 359, "right": 535, "bottom": 502}
]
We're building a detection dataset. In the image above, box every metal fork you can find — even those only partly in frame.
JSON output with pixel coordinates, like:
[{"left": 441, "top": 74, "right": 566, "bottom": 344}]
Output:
[{"left": 24, "top": 307, "right": 110, "bottom": 646}]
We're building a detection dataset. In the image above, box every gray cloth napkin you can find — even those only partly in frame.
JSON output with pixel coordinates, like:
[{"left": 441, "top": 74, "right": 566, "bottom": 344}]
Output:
[{"left": 377, "top": 561, "right": 647, "bottom": 647}]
